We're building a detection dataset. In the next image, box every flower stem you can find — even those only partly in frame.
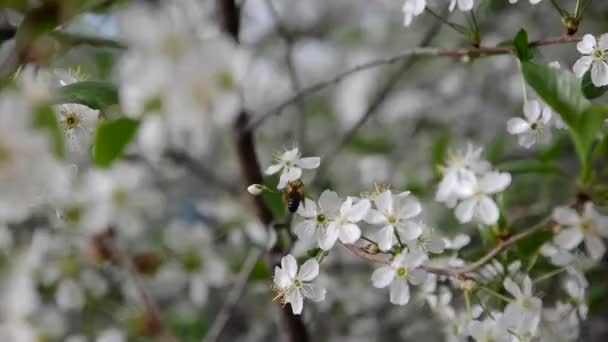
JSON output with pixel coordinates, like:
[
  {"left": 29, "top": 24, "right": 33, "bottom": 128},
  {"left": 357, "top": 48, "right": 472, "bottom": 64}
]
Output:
[
  {"left": 478, "top": 285, "right": 514, "bottom": 303},
  {"left": 533, "top": 267, "right": 567, "bottom": 283}
]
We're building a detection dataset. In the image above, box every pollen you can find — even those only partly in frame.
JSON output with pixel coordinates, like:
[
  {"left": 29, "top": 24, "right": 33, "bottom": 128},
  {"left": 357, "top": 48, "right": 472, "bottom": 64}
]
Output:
[{"left": 61, "top": 111, "right": 80, "bottom": 130}]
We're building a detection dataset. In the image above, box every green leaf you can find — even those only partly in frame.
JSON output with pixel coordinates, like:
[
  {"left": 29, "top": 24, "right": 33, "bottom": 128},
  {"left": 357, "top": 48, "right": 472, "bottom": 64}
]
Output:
[
  {"left": 521, "top": 62, "right": 590, "bottom": 128},
  {"left": 431, "top": 135, "right": 449, "bottom": 169},
  {"left": 575, "top": 105, "right": 608, "bottom": 174},
  {"left": 54, "top": 81, "right": 119, "bottom": 112},
  {"left": 33, "top": 105, "right": 64, "bottom": 159},
  {"left": 496, "top": 159, "right": 563, "bottom": 175},
  {"left": 93, "top": 118, "right": 139, "bottom": 167},
  {"left": 581, "top": 70, "right": 608, "bottom": 99},
  {"left": 513, "top": 29, "right": 530, "bottom": 62}
]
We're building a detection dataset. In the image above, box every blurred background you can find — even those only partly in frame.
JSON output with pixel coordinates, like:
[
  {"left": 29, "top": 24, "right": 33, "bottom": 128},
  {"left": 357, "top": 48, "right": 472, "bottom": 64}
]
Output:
[{"left": 1, "top": 0, "right": 608, "bottom": 341}]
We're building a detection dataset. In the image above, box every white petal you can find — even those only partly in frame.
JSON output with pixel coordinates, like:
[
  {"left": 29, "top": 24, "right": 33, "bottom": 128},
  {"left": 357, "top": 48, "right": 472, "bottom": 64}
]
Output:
[
  {"left": 573, "top": 56, "right": 593, "bottom": 78},
  {"left": 403, "top": 250, "right": 427, "bottom": 268},
  {"left": 552, "top": 207, "right": 580, "bottom": 226},
  {"left": 375, "top": 190, "right": 393, "bottom": 215},
  {"left": 283, "top": 148, "right": 300, "bottom": 162},
  {"left": 397, "top": 197, "right": 422, "bottom": 219},
  {"left": 518, "top": 132, "right": 537, "bottom": 149},
  {"left": 318, "top": 222, "right": 340, "bottom": 251},
  {"left": 274, "top": 267, "right": 291, "bottom": 288},
  {"left": 554, "top": 227, "right": 584, "bottom": 250},
  {"left": 503, "top": 277, "right": 522, "bottom": 298},
  {"left": 458, "top": 0, "right": 473, "bottom": 11},
  {"left": 365, "top": 209, "right": 387, "bottom": 225},
  {"left": 300, "top": 283, "right": 326, "bottom": 302},
  {"left": 288, "top": 289, "right": 303, "bottom": 315},
  {"left": 298, "top": 259, "right": 319, "bottom": 281},
  {"left": 345, "top": 199, "right": 371, "bottom": 222},
  {"left": 577, "top": 34, "right": 597, "bottom": 54},
  {"left": 476, "top": 196, "right": 499, "bottom": 225},
  {"left": 522, "top": 276, "right": 533, "bottom": 296},
  {"left": 296, "top": 198, "right": 317, "bottom": 218},
  {"left": 541, "top": 106, "right": 553, "bottom": 124},
  {"left": 397, "top": 221, "right": 422, "bottom": 240},
  {"left": 507, "top": 117, "right": 531, "bottom": 134},
  {"left": 338, "top": 223, "right": 361, "bottom": 244},
  {"left": 408, "top": 268, "right": 427, "bottom": 285},
  {"left": 427, "top": 236, "right": 445, "bottom": 254},
  {"left": 373, "top": 225, "right": 395, "bottom": 251},
  {"left": 283, "top": 167, "right": 302, "bottom": 183},
  {"left": 523, "top": 101, "right": 541, "bottom": 123},
  {"left": 478, "top": 172, "right": 511, "bottom": 194},
  {"left": 295, "top": 157, "right": 320, "bottom": 169},
  {"left": 318, "top": 190, "right": 341, "bottom": 213},
  {"left": 455, "top": 198, "right": 476, "bottom": 223},
  {"left": 282, "top": 255, "right": 298, "bottom": 279},
  {"left": 265, "top": 164, "right": 283, "bottom": 175},
  {"left": 591, "top": 61, "right": 608, "bottom": 87},
  {"left": 599, "top": 34, "right": 608, "bottom": 50},
  {"left": 584, "top": 234, "right": 606, "bottom": 260},
  {"left": 294, "top": 220, "right": 316, "bottom": 241},
  {"left": 371, "top": 266, "right": 395, "bottom": 288},
  {"left": 389, "top": 279, "right": 410, "bottom": 305}
]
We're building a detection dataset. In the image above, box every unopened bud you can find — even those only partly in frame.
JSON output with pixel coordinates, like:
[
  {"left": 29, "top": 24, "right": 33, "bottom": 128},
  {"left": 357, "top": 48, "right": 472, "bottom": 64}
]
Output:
[{"left": 247, "top": 184, "right": 264, "bottom": 195}]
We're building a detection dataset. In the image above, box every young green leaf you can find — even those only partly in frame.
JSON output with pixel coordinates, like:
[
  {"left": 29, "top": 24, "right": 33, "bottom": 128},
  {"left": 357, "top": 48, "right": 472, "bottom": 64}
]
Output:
[
  {"left": 93, "top": 118, "right": 139, "bottom": 167},
  {"left": 54, "top": 81, "right": 119, "bottom": 112},
  {"left": 581, "top": 70, "right": 608, "bottom": 99},
  {"left": 496, "top": 159, "right": 563, "bottom": 175},
  {"left": 513, "top": 29, "right": 530, "bottom": 62}
]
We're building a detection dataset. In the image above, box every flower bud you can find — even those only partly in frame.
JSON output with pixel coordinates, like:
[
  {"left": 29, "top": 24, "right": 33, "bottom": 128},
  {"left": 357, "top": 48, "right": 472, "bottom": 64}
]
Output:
[{"left": 247, "top": 184, "right": 264, "bottom": 195}]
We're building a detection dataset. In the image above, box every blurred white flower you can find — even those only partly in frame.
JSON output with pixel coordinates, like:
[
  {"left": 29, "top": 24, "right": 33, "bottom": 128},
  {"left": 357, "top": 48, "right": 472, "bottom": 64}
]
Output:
[
  {"left": 553, "top": 202, "right": 608, "bottom": 260},
  {"left": 564, "top": 277, "right": 588, "bottom": 319},
  {"left": 436, "top": 143, "right": 490, "bottom": 207},
  {"left": 96, "top": 328, "right": 125, "bottom": 342},
  {"left": 573, "top": 34, "right": 608, "bottom": 86},
  {"left": 273, "top": 255, "right": 326, "bottom": 315},
  {"left": 507, "top": 100, "right": 552, "bottom": 148},
  {"left": 365, "top": 190, "right": 422, "bottom": 251},
  {"left": 402, "top": 0, "right": 426, "bottom": 27},
  {"left": 54, "top": 103, "right": 99, "bottom": 155},
  {"left": 468, "top": 314, "right": 511, "bottom": 342},
  {"left": 56, "top": 278, "right": 85, "bottom": 311},
  {"left": 502, "top": 276, "right": 542, "bottom": 335},
  {"left": 265, "top": 148, "right": 320, "bottom": 189},
  {"left": 454, "top": 171, "right": 511, "bottom": 225},
  {"left": 318, "top": 197, "right": 370, "bottom": 250},
  {"left": 406, "top": 222, "right": 445, "bottom": 255},
  {"left": 371, "top": 250, "right": 427, "bottom": 305}
]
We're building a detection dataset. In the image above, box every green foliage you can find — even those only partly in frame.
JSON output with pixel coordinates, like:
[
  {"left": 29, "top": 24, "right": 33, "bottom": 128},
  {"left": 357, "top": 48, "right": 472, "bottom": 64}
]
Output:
[
  {"left": 261, "top": 175, "right": 287, "bottom": 220},
  {"left": 513, "top": 29, "right": 531, "bottom": 62},
  {"left": 521, "top": 62, "right": 608, "bottom": 180},
  {"left": 33, "top": 105, "right": 64, "bottom": 159},
  {"left": 54, "top": 81, "right": 119, "bottom": 114},
  {"left": 431, "top": 135, "right": 449, "bottom": 172},
  {"left": 581, "top": 70, "right": 608, "bottom": 99},
  {"left": 93, "top": 118, "right": 139, "bottom": 167},
  {"left": 496, "top": 159, "right": 563, "bottom": 175},
  {"left": 350, "top": 134, "right": 394, "bottom": 154}
]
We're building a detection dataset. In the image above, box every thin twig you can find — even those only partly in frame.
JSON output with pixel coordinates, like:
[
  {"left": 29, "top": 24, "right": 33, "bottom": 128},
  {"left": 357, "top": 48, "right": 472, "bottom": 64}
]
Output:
[
  {"left": 50, "top": 31, "right": 127, "bottom": 49},
  {"left": 311, "top": 11, "right": 446, "bottom": 186},
  {"left": 339, "top": 219, "right": 556, "bottom": 279},
  {"left": 246, "top": 34, "right": 584, "bottom": 131},
  {"left": 204, "top": 248, "right": 264, "bottom": 342}
]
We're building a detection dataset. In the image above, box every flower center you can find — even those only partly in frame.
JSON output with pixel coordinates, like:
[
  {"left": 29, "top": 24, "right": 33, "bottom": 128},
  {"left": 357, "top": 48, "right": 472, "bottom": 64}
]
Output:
[
  {"left": 316, "top": 214, "right": 326, "bottom": 224},
  {"left": 530, "top": 122, "right": 539, "bottom": 131},
  {"left": 592, "top": 48, "right": 606, "bottom": 60},
  {"left": 581, "top": 219, "right": 594, "bottom": 232},
  {"left": 396, "top": 267, "right": 407, "bottom": 278},
  {"left": 294, "top": 279, "right": 303, "bottom": 288},
  {"left": 522, "top": 298, "right": 531, "bottom": 309},
  {"left": 182, "top": 252, "right": 202, "bottom": 271},
  {"left": 388, "top": 215, "right": 398, "bottom": 225},
  {"left": 61, "top": 111, "right": 80, "bottom": 130}
]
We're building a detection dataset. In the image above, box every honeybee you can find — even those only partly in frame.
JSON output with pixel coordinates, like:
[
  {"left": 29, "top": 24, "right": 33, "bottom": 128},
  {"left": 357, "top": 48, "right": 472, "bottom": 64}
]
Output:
[{"left": 284, "top": 179, "right": 305, "bottom": 213}]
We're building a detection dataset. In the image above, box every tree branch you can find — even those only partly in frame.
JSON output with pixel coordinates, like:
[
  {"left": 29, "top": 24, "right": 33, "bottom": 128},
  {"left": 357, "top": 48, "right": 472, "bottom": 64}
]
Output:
[
  {"left": 339, "top": 218, "right": 556, "bottom": 279},
  {"left": 246, "top": 34, "right": 585, "bottom": 131}
]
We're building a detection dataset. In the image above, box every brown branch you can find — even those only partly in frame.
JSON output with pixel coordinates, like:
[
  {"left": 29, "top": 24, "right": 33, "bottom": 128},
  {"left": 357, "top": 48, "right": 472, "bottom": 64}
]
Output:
[
  {"left": 246, "top": 34, "right": 585, "bottom": 131},
  {"left": 215, "top": 1, "right": 310, "bottom": 342},
  {"left": 339, "top": 219, "right": 556, "bottom": 279}
]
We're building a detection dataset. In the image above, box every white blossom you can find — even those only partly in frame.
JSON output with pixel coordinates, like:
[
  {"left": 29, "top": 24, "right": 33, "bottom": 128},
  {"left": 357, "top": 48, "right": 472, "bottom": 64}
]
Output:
[
  {"left": 318, "top": 197, "right": 370, "bottom": 250},
  {"left": 54, "top": 103, "right": 99, "bottom": 155},
  {"left": 507, "top": 100, "right": 552, "bottom": 148},
  {"left": 449, "top": 0, "right": 473, "bottom": 12},
  {"left": 454, "top": 171, "right": 511, "bottom": 225},
  {"left": 436, "top": 143, "right": 490, "bottom": 206},
  {"left": 294, "top": 190, "right": 341, "bottom": 245},
  {"left": 273, "top": 255, "right": 326, "bottom": 315},
  {"left": 365, "top": 190, "right": 422, "bottom": 251},
  {"left": 502, "top": 276, "right": 542, "bottom": 336},
  {"left": 573, "top": 34, "right": 608, "bottom": 87},
  {"left": 265, "top": 148, "right": 320, "bottom": 189},
  {"left": 553, "top": 202, "right": 608, "bottom": 260},
  {"left": 371, "top": 250, "right": 427, "bottom": 305}
]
